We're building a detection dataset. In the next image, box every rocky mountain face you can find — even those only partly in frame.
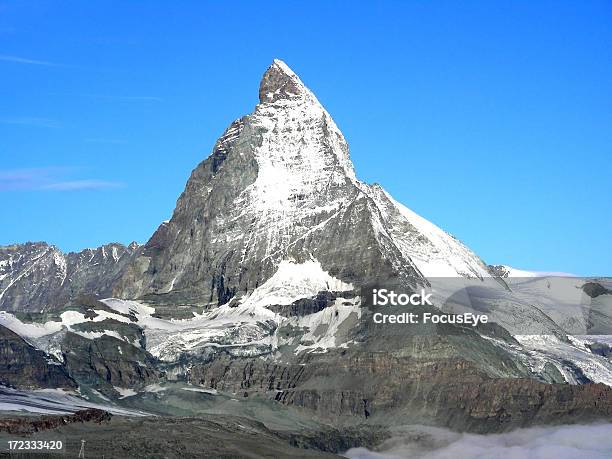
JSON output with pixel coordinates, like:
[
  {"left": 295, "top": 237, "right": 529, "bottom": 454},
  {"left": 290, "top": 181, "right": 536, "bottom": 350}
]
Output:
[
  {"left": 61, "top": 330, "right": 161, "bottom": 395},
  {"left": 0, "top": 325, "right": 75, "bottom": 389},
  {"left": 113, "top": 59, "right": 489, "bottom": 308},
  {"left": 189, "top": 349, "right": 612, "bottom": 432},
  {"left": 0, "top": 242, "right": 138, "bottom": 313},
  {"left": 0, "top": 242, "right": 137, "bottom": 314},
  {"left": 1, "top": 60, "right": 611, "bottom": 437},
  {"left": 0, "top": 294, "right": 162, "bottom": 398}
]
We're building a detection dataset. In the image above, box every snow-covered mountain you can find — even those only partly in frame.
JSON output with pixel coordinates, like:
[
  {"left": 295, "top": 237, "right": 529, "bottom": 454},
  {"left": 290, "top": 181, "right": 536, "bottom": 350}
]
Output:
[
  {"left": 0, "top": 242, "right": 138, "bottom": 313},
  {"left": 112, "top": 59, "right": 490, "bottom": 308},
  {"left": 1, "top": 60, "right": 611, "bottom": 431}
]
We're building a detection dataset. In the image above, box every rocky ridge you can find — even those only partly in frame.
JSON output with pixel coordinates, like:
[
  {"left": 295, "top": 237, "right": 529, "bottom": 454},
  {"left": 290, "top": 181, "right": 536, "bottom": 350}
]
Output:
[{"left": 0, "top": 242, "right": 138, "bottom": 314}]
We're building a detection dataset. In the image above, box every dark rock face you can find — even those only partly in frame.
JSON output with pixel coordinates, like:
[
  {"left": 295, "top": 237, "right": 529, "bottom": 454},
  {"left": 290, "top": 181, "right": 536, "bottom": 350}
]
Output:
[
  {"left": 487, "top": 264, "right": 511, "bottom": 278},
  {"left": 588, "top": 341, "right": 612, "bottom": 358},
  {"left": 112, "top": 118, "right": 262, "bottom": 305},
  {"left": 268, "top": 291, "right": 349, "bottom": 317},
  {"left": 0, "top": 325, "right": 76, "bottom": 389},
  {"left": 189, "top": 349, "right": 612, "bottom": 433},
  {"left": 0, "top": 242, "right": 138, "bottom": 313},
  {"left": 0, "top": 293, "right": 160, "bottom": 392},
  {"left": 61, "top": 332, "right": 161, "bottom": 394},
  {"left": 0, "top": 409, "right": 111, "bottom": 434},
  {"left": 583, "top": 281, "right": 612, "bottom": 298},
  {"left": 259, "top": 59, "right": 307, "bottom": 103}
]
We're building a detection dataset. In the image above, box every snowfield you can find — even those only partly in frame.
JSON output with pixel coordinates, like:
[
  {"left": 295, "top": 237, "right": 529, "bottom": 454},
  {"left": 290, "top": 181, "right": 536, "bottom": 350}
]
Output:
[
  {"left": 0, "top": 259, "right": 361, "bottom": 363},
  {"left": 0, "top": 386, "right": 148, "bottom": 416}
]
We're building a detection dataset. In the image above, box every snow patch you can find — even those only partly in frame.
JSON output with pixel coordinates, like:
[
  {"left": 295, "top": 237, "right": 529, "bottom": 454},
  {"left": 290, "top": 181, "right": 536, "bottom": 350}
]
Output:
[
  {"left": 243, "top": 259, "right": 353, "bottom": 309},
  {"left": 113, "top": 387, "right": 137, "bottom": 399},
  {"left": 181, "top": 387, "right": 218, "bottom": 395}
]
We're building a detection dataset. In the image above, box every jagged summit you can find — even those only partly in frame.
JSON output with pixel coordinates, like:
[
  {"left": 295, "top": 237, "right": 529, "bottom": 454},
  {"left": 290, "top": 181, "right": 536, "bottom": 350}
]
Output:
[
  {"left": 109, "top": 60, "right": 490, "bottom": 305},
  {"left": 258, "top": 59, "right": 309, "bottom": 103}
]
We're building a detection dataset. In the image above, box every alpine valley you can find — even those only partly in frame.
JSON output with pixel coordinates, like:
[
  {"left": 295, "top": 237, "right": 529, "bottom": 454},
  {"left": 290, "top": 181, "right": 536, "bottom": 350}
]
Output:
[{"left": 1, "top": 60, "right": 611, "bottom": 458}]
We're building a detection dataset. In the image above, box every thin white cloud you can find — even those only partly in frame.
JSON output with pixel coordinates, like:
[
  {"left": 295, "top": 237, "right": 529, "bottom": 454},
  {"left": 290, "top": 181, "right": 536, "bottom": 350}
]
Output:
[
  {"left": 83, "top": 94, "right": 163, "bottom": 102},
  {"left": 0, "top": 117, "right": 61, "bottom": 128},
  {"left": 0, "top": 54, "right": 57, "bottom": 66},
  {"left": 41, "top": 180, "right": 124, "bottom": 191},
  {"left": 0, "top": 167, "right": 123, "bottom": 192}
]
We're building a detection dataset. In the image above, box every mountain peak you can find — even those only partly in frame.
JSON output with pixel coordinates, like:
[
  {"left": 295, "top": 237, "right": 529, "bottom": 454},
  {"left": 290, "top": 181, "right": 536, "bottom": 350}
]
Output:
[{"left": 259, "top": 59, "right": 307, "bottom": 103}]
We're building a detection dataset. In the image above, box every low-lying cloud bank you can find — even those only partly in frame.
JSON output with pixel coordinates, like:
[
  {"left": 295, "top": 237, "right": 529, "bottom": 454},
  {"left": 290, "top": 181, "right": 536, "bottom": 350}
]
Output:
[{"left": 344, "top": 423, "right": 612, "bottom": 459}]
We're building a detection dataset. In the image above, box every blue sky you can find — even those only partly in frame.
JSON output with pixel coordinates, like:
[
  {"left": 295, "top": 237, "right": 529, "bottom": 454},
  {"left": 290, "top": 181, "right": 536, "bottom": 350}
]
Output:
[{"left": 0, "top": 1, "right": 610, "bottom": 275}]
